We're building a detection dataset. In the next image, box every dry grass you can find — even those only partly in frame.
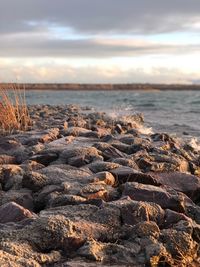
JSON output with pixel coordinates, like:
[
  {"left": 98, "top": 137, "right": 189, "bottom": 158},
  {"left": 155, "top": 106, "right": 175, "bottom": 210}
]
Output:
[{"left": 0, "top": 84, "right": 32, "bottom": 135}]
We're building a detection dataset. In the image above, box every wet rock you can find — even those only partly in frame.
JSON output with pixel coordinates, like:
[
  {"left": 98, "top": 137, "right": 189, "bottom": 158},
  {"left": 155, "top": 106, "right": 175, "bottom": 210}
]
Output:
[{"left": 0, "top": 202, "right": 36, "bottom": 223}]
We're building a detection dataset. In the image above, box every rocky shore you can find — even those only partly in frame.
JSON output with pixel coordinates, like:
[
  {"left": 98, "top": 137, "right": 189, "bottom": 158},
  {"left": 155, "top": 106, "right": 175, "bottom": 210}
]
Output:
[{"left": 0, "top": 104, "right": 200, "bottom": 266}]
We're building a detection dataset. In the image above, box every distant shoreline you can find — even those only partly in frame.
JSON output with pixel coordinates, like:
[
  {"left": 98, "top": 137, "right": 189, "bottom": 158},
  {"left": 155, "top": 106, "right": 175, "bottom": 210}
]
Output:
[{"left": 1, "top": 83, "right": 200, "bottom": 91}]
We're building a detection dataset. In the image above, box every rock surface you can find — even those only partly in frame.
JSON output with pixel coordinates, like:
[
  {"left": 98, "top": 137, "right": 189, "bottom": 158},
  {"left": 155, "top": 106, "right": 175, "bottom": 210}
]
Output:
[{"left": 0, "top": 104, "right": 200, "bottom": 266}]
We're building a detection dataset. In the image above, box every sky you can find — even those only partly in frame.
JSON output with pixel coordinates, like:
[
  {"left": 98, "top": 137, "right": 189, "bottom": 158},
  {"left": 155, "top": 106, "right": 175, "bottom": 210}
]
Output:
[{"left": 0, "top": 0, "right": 200, "bottom": 84}]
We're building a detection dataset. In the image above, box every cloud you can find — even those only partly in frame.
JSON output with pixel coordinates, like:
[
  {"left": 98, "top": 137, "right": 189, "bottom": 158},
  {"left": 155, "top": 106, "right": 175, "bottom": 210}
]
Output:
[
  {"left": 0, "top": 34, "right": 200, "bottom": 58},
  {"left": 0, "top": 0, "right": 200, "bottom": 83},
  {"left": 0, "top": 59, "right": 199, "bottom": 84},
  {"left": 1, "top": 0, "right": 200, "bottom": 35}
]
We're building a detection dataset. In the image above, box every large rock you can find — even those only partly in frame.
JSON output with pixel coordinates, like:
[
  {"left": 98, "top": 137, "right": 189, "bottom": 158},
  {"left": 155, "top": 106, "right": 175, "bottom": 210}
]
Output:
[
  {"left": 149, "top": 172, "right": 200, "bottom": 202},
  {"left": 0, "top": 202, "right": 36, "bottom": 223},
  {"left": 109, "top": 198, "right": 165, "bottom": 226},
  {"left": 121, "top": 182, "right": 187, "bottom": 212}
]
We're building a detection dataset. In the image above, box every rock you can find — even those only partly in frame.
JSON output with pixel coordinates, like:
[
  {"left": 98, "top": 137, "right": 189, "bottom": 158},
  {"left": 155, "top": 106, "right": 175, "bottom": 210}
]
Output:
[
  {"left": 89, "top": 171, "right": 116, "bottom": 186},
  {"left": 93, "top": 142, "right": 126, "bottom": 160},
  {"left": 132, "top": 221, "right": 160, "bottom": 239},
  {"left": 110, "top": 198, "right": 165, "bottom": 226},
  {"left": 79, "top": 183, "right": 111, "bottom": 201},
  {"left": 20, "top": 160, "right": 45, "bottom": 172},
  {"left": 0, "top": 202, "right": 36, "bottom": 223},
  {"left": 38, "top": 165, "right": 92, "bottom": 187},
  {"left": 145, "top": 243, "right": 173, "bottom": 266},
  {"left": 0, "top": 164, "right": 24, "bottom": 191},
  {"left": 22, "top": 171, "right": 48, "bottom": 192},
  {"left": 149, "top": 172, "right": 200, "bottom": 202},
  {"left": 30, "top": 152, "right": 59, "bottom": 166},
  {"left": 110, "top": 166, "right": 160, "bottom": 185},
  {"left": 163, "top": 209, "right": 192, "bottom": 228},
  {"left": 115, "top": 124, "right": 123, "bottom": 134},
  {"left": 0, "top": 155, "right": 16, "bottom": 164},
  {"left": 111, "top": 142, "right": 131, "bottom": 154},
  {"left": 34, "top": 184, "right": 64, "bottom": 211},
  {"left": 160, "top": 229, "right": 198, "bottom": 264},
  {"left": 39, "top": 128, "right": 60, "bottom": 143},
  {"left": 60, "top": 147, "right": 101, "bottom": 163},
  {"left": 78, "top": 240, "right": 141, "bottom": 265},
  {"left": 0, "top": 138, "right": 22, "bottom": 154},
  {"left": 0, "top": 244, "right": 61, "bottom": 267},
  {"left": 121, "top": 182, "right": 186, "bottom": 212},
  {"left": 88, "top": 161, "right": 121, "bottom": 173},
  {"left": 111, "top": 158, "right": 139, "bottom": 170},
  {"left": 47, "top": 194, "right": 86, "bottom": 208},
  {"left": 0, "top": 189, "right": 34, "bottom": 211},
  {"left": 65, "top": 127, "right": 92, "bottom": 137}
]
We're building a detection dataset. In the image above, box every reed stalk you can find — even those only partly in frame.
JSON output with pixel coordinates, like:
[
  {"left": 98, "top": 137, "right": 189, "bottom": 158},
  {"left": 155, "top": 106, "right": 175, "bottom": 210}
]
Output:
[{"left": 0, "top": 84, "right": 32, "bottom": 135}]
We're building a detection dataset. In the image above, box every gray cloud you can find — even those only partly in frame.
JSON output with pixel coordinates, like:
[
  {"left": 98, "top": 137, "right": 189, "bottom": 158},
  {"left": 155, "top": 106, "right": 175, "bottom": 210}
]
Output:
[
  {"left": 0, "top": 35, "right": 199, "bottom": 58},
  {"left": 0, "top": 0, "right": 200, "bottom": 35}
]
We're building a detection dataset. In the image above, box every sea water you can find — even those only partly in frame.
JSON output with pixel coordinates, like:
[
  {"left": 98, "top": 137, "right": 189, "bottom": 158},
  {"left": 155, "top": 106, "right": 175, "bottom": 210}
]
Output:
[{"left": 25, "top": 90, "right": 200, "bottom": 137}]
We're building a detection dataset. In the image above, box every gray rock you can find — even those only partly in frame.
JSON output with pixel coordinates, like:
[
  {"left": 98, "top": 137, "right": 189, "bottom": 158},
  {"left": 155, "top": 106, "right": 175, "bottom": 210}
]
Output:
[{"left": 0, "top": 202, "right": 37, "bottom": 223}]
